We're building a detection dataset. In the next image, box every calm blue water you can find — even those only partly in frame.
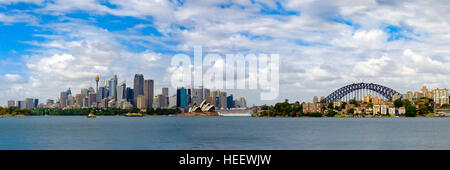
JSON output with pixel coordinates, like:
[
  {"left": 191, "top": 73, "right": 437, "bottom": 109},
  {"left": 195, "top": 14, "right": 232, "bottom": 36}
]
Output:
[{"left": 1, "top": 116, "right": 450, "bottom": 150}]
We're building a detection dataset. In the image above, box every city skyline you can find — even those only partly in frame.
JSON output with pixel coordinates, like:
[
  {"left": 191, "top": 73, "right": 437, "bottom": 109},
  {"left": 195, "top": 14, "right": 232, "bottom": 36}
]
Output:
[
  {"left": 6, "top": 73, "right": 248, "bottom": 110},
  {"left": 2, "top": 1, "right": 450, "bottom": 106}
]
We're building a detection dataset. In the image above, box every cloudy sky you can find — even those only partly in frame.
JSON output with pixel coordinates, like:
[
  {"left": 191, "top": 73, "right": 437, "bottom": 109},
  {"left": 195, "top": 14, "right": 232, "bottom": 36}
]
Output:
[{"left": 1, "top": 0, "right": 450, "bottom": 106}]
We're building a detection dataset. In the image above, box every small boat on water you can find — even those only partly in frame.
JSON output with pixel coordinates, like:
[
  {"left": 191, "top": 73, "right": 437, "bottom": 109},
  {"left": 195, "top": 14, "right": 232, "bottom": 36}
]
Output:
[
  {"left": 87, "top": 113, "right": 96, "bottom": 118},
  {"left": 125, "top": 113, "right": 143, "bottom": 117}
]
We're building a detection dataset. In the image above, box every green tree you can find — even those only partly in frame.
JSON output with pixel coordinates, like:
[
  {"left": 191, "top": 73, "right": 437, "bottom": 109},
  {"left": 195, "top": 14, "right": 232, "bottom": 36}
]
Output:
[
  {"left": 405, "top": 105, "right": 417, "bottom": 117},
  {"left": 418, "top": 104, "right": 429, "bottom": 115},
  {"left": 394, "top": 99, "right": 403, "bottom": 108}
]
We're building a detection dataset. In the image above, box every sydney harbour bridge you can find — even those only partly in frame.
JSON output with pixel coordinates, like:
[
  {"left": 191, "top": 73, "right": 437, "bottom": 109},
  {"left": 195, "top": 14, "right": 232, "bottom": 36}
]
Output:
[{"left": 322, "top": 83, "right": 401, "bottom": 103}]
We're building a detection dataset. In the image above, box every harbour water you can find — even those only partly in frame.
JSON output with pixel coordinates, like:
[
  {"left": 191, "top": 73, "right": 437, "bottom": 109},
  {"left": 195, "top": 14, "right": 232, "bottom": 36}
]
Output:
[{"left": 1, "top": 116, "right": 450, "bottom": 150}]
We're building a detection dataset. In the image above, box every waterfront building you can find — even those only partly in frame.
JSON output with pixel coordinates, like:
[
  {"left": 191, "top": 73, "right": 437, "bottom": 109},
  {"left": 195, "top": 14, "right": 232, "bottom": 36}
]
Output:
[
  {"left": 133, "top": 74, "right": 144, "bottom": 107},
  {"left": 380, "top": 105, "right": 388, "bottom": 115},
  {"left": 177, "top": 87, "right": 187, "bottom": 108},
  {"left": 144, "top": 79, "right": 154, "bottom": 109},
  {"left": 18, "top": 101, "right": 25, "bottom": 109},
  {"left": 169, "top": 94, "right": 177, "bottom": 108},
  {"left": 373, "top": 105, "right": 380, "bottom": 115},
  {"left": 68, "top": 94, "right": 74, "bottom": 106},
  {"left": 97, "top": 86, "right": 106, "bottom": 103},
  {"left": 7, "top": 100, "right": 15, "bottom": 108},
  {"left": 313, "top": 96, "right": 318, "bottom": 103},
  {"left": 60, "top": 91, "right": 67, "bottom": 108},
  {"left": 302, "top": 103, "right": 324, "bottom": 113},
  {"left": 162, "top": 87, "right": 169, "bottom": 107},
  {"left": 117, "top": 81, "right": 126, "bottom": 102},
  {"left": 191, "top": 87, "right": 203, "bottom": 105},
  {"left": 210, "top": 90, "right": 218, "bottom": 107},
  {"left": 422, "top": 86, "right": 432, "bottom": 99},
  {"left": 398, "top": 107, "right": 406, "bottom": 115},
  {"left": 362, "top": 94, "right": 372, "bottom": 103},
  {"left": 204, "top": 88, "right": 211, "bottom": 99},
  {"left": 388, "top": 107, "right": 396, "bottom": 115},
  {"left": 24, "top": 98, "right": 34, "bottom": 109},
  {"left": 227, "top": 95, "right": 234, "bottom": 109},
  {"left": 153, "top": 95, "right": 164, "bottom": 108},
  {"left": 109, "top": 75, "right": 118, "bottom": 100},
  {"left": 137, "top": 95, "right": 147, "bottom": 110},
  {"left": 100, "top": 98, "right": 108, "bottom": 108},
  {"left": 432, "top": 88, "right": 449, "bottom": 106},
  {"left": 373, "top": 96, "right": 382, "bottom": 105},
  {"left": 75, "top": 94, "right": 86, "bottom": 107},
  {"left": 126, "top": 87, "right": 134, "bottom": 103},
  {"left": 34, "top": 99, "right": 39, "bottom": 108},
  {"left": 89, "top": 93, "right": 96, "bottom": 107},
  {"left": 219, "top": 91, "right": 227, "bottom": 110}
]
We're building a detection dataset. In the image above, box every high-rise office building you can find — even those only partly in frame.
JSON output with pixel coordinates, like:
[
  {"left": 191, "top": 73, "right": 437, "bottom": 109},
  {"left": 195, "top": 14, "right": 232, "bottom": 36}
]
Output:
[
  {"left": 89, "top": 93, "right": 96, "bottom": 107},
  {"left": 126, "top": 87, "right": 134, "bottom": 103},
  {"left": 81, "top": 88, "right": 89, "bottom": 96},
  {"left": 75, "top": 94, "right": 85, "bottom": 107},
  {"left": 18, "top": 101, "right": 25, "bottom": 109},
  {"left": 219, "top": 92, "right": 227, "bottom": 109},
  {"left": 177, "top": 87, "right": 187, "bottom": 107},
  {"left": 169, "top": 95, "right": 177, "bottom": 108},
  {"left": 204, "top": 88, "right": 210, "bottom": 99},
  {"left": 117, "top": 81, "right": 126, "bottom": 102},
  {"left": 97, "top": 86, "right": 106, "bottom": 103},
  {"left": 7, "top": 100, "right": 15, "bottom": 108},
  {"left": 191, "top": 87, "right": 203, "bottom": 105},
  {"left": 162, "top": 87, "right": 169, "bottom": 108},
  {"left": 34, "top": 99, "right": 39, "bottom": 108},
  {"left": 137, "top": 95, "right": 147, "bottom": 110},
  {"left": 60, "top": 91, "right": 67, "bottom": 108},
  {"left": 433, "top": 88, "right": 449, "bottom": 106},
  {"left": 133, "top": 74, "right": 144, "bottom": 106},
  {"left": 227, "top": 95, "right": 234, "bottom": 109},
  {"left": 25, "top": 98, "right": 34, "bottom": 109},
  {"left": 211, "top": 90, "right": 218, "bottom": 107},
  {"left": 144, "top": 79, "right": 154, "bottom": 109},
  {"left": 109, "top": 75, "right": 118, "bottom": 100}
]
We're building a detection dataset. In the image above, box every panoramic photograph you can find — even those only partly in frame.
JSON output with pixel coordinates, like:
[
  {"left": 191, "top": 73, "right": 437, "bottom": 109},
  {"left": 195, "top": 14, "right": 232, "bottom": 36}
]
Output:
[{"left": 1, "top": 0, "right": 450, "bottom": 168}]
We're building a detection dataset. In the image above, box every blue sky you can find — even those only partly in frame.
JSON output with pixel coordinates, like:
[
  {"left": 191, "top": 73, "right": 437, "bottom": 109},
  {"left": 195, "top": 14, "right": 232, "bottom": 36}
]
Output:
[{"left": 1, "top": 0, "right": 450, "bottom": 106}]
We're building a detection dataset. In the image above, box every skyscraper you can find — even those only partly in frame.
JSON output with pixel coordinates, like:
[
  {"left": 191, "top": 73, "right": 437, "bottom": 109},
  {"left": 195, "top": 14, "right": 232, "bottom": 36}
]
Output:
[
  {"left": 162, "top": 87, "right": 169, "bottom": 108},
  {"left": 89, "top": 93, "right": 96, "bottom": 107},
  {"left": 177, "top": 87, "right": 187, "bottom": 107},
  {"left": 34, "top": 99, "right": 39, "bottom": 108},
  {"left": 8, "top": 100, "right": 15, "bottom": 108},
  {"left": 109, "top": 75, "right": 118, "bottom": 100},
  {"left": 25, "top": 98, "right": 34, "bottom": 109},
  {"left": 126, "top": 87, "right": 134, "bottom": 103},
  {"left": 60, "top": 91, "right": 67, "bottom": 108},
  {"left": 227, "top": 95, "right": 234, "bottom": 109},
  {"left": 81, "top": 88, "right": 89, "bottom": 96},
  {"left": 219, "top": 91, "right": 227, "bottom": 109},
  {"left": 97, "top": 86, "right": 106, "bottom": 103},
  {"left": 137, "top": 95, "right": 147, "bottom": 110},
  {"left": 117, "top": 81, "right": 126, "bottom": 102},
  {"left": 133, "top": 74, "right": 144, "bottom": 106},
  {"left": 144, "top": 79, "right": 154, "bottom": 109}
]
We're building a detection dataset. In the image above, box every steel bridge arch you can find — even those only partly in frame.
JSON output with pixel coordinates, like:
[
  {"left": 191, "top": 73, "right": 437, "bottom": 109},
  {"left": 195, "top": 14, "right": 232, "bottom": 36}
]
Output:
[{"left": 323, "top": 83, "right": 401, "bottom": 103}]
